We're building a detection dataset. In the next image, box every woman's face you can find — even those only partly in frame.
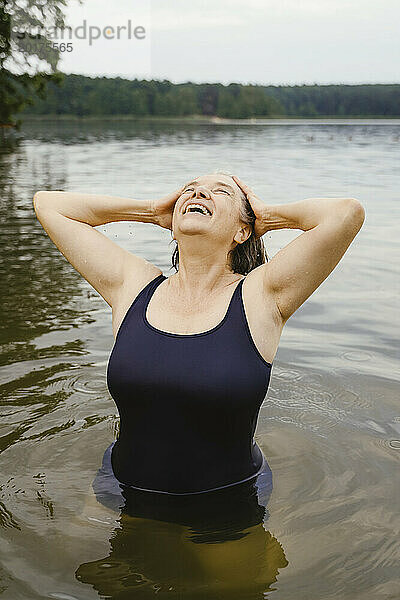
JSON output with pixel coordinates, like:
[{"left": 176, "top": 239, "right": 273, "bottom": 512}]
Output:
[{"left": 172, "top": 173, "right": 246, "bottom": 242}]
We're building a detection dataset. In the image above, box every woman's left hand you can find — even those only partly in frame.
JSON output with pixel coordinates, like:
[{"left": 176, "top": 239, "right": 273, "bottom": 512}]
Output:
[{"left": 232, "top": 175, "right": 272, "bottom": 240}]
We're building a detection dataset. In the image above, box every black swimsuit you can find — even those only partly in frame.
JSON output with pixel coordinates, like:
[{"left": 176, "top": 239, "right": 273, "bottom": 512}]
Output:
[{"left": 105, "top": 273, "right": 273, "bottom": 495}]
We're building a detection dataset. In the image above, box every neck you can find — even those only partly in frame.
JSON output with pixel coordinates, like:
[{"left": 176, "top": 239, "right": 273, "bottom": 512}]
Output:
[{"left": 170, "top": 242, "right": 239, "bottom": 297}]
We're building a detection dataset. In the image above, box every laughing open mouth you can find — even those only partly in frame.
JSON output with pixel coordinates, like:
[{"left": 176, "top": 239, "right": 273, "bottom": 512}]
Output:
[{"left": 183, "top": 203, "right": 212, "bottom": 216}]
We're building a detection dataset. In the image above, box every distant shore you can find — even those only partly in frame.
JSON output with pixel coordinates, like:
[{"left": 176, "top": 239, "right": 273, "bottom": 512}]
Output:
[{"left": 18, "top": 114, "right": 400, "bottom": 124}]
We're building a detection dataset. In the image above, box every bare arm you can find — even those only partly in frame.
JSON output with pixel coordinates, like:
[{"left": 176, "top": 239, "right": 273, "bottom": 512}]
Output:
[
  {"left": 231, "top": 177, "right": 365, "bottom": 323},
  {"left": 32, "top": 191, "right": 164, "bottom": 308},
  {"left": 260, "top": 197, "right": 365, "bottom": 321}
]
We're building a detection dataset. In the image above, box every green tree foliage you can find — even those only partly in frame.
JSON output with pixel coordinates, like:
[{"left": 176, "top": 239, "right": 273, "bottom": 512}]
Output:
[
  {"left": 0, "top": 0, "right": 78, "bottom": 127},
  {"left": 217, "top": 85, "right": 283, "bottom": 118},
  {"left": 20, "top": 75, "right": 285, "bottom": 118},
  {"left": 20, "top": 74, "right": 400, "bottom": 119},
  {"left": 263, "top": 84, "right": 400, "bottom": 117}
]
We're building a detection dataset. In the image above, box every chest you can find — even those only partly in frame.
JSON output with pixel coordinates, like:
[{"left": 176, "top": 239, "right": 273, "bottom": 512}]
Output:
[
  {"left": 144, "top": 279, "right": 281, "bottom": 366},
  {"left": 108, "top": 318, "right": 271, "bottom": 420}
]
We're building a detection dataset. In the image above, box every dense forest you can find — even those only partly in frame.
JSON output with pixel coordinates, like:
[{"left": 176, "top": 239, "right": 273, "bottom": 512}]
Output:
[{"left": 22, "top": 74, "right": 400, "bottom": 118}]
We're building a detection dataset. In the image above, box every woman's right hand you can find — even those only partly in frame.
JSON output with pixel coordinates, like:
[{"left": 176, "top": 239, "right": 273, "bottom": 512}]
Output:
[{"left": 152, "top": 186, "right": 185, "bottom": 231}]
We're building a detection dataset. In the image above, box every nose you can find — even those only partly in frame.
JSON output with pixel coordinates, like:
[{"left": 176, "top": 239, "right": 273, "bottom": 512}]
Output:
[{"left": 194, "top": 186, "right": 210, "bottom": 199}]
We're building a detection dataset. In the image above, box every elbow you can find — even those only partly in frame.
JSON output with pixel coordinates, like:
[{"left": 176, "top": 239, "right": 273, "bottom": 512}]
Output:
[
  {"left": 351, "top": 198, "right": 366, "bottom": 226},
  {"left": 33, "top": 190, "right": 54, "bottom": 212},
  {"left": 33, "top": 190, "right": 45, "bottom": 207},
  {"left": 342, "top": 198, "right": 365, "bottom": 227},
  {"left": 340, "top": 198, "right": 365, "bottom": 235}
]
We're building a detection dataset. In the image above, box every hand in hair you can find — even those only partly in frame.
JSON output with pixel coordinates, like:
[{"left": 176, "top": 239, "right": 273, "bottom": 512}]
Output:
[
  {"left": 152, "top": 186, "right": 185, "bottom": 231},
  {"left": 232, "top": 176, "right": 272, "bottom": 240}
]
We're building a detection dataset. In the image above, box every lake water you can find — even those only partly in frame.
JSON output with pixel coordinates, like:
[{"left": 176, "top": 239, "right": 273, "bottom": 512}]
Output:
[{"left": 0, "top": 119, "right": 399, "bottom": 599}]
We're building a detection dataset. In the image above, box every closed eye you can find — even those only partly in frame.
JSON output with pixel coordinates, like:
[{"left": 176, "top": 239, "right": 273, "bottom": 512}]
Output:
[{"left": 182, "top": 186, "right": 230, "bottom": 195}]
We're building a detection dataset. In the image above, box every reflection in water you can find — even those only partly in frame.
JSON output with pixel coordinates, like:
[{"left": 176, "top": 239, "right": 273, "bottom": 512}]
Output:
[
  {"left": 76, "top": 454, "right": 287, "bottom": 598},
  {"left": 0, "top": 138, "right": 95, "bottom": 459},
  {"left": 0, "top": 139, "right": 94, "bottom": 353},
  {"left": 75, "top": 441, "right": 288, "bottom": 597},
  {"left": 76, "top": 519, "right": 287, "bottom": 598}
]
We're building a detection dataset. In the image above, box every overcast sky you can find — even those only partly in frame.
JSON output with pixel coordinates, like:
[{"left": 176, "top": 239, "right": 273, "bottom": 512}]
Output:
[{"left": 57, "top": 0, "right": 400, "bottom": 85}]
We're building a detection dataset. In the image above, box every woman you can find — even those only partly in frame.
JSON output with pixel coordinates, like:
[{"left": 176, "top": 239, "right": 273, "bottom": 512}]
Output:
[{"left": 33, "top": 173, "right": 365, "bottom": 525}]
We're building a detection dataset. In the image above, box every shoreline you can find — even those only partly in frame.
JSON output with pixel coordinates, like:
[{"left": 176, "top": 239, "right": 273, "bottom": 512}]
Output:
[{"left": 14, "top": 115, "right": 400, "bottom": 126}]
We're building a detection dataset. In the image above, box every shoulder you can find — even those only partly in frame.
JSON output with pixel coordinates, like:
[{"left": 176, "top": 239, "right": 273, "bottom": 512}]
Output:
[
  {"left": 119, "top": 262, "right": 163, "bottom": 306},
  {"left": 111, "top": 263, "right": 163, "bottom": 338}
]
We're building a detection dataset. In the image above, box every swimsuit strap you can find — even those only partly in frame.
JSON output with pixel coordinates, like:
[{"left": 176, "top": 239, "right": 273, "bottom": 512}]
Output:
[{"left": 142, "top": 274, "right": 245, "bottom": 337}]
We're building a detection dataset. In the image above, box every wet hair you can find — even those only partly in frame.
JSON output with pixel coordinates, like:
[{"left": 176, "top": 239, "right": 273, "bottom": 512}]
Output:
[{"left": 170, "top": 171, "right": 268, "bottom": 275}]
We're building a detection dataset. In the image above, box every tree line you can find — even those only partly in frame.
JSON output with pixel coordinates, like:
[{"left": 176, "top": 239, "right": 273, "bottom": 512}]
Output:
[{"left": 21, "top": 74, "right": 400, "bottom": 119}]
